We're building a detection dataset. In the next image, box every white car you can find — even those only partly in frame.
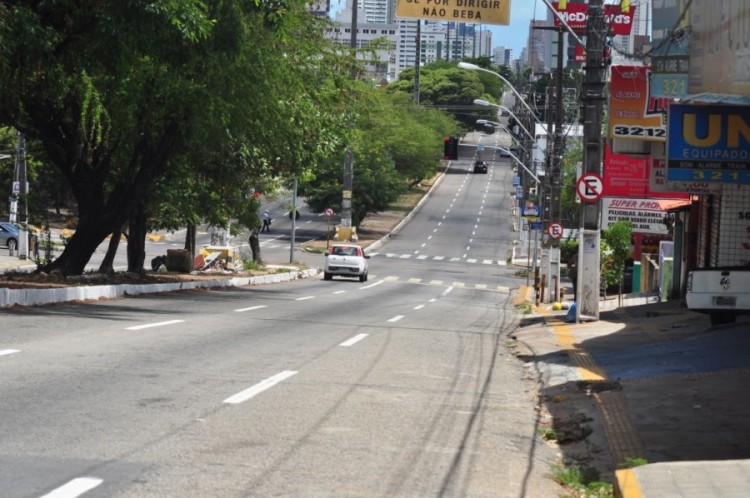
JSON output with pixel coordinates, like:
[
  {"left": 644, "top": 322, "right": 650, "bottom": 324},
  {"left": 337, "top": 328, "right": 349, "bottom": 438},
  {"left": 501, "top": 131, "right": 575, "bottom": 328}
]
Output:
[{"left": 323, "top": 244, "right": 370, "bottom": 282}]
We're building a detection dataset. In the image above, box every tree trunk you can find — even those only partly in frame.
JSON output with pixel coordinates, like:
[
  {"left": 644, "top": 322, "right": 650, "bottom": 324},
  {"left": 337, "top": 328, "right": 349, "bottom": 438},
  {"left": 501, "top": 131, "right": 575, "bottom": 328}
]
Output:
[
  {"left": 185, "top": 223, "right": 196, "bottom": 255},
  {"left": 42, "top": 218, "right": 111, "bottom": 275},
  {"left": 98, "top": 228, "right": 122, "bottom": 274},
  {"left": 249, "top": 229, "right": 262, "bottom": 264},
  {"left": 126, "top": 207, "right": 147, "bottom": 275}
]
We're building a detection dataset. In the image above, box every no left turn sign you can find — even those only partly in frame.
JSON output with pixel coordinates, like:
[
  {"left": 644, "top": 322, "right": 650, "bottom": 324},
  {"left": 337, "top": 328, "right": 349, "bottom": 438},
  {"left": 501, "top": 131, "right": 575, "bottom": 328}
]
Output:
[{"left": 576, "top": 173, "right": 604, "bottom": 202}]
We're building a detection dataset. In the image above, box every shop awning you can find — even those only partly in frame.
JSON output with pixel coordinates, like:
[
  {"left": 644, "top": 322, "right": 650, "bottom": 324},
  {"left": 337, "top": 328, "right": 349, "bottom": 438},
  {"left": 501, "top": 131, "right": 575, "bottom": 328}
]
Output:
[{"left": 656, "top": 199, "right": 694, "bottom": 212}]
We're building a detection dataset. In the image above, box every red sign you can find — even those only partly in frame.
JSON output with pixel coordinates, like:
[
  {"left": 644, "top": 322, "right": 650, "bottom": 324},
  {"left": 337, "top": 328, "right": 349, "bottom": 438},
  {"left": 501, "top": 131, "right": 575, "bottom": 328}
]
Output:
[
  {"left": 603, "top": 145, "right": 689, "bottom": 199},
  {"left": 574, "top": 45, "right": 586, "bottom": 63},
  {"left": 553, "top": 2, "right": 636, "bottom": 36},
  {"left": 609, "top": 66, "right": 674, "bottom": 142},
  {"left": 577, "top": 173, "right": 604, "bottom": 202},
  {"left": 547, "top": 222, "right": 563, "bottom": 239}
]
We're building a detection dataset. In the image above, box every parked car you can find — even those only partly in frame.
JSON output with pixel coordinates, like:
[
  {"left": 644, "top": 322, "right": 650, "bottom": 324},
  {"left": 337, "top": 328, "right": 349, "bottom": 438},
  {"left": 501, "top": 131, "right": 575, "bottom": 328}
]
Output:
[
  {"left": 0, "top": 222, "right": 19, "bottom": 249},
  {"left": 323, "top": 244, "right": 370, "bottom": 282},
  {"left": 473, "top": 160, "right": 488, "bottom": 174}
]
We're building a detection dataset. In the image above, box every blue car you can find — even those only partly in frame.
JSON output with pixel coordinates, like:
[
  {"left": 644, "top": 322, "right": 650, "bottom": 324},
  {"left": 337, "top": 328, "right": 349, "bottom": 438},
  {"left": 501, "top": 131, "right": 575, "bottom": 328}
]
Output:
[{"left": 0, "top": 222, "right": 19, "bottom": 249}]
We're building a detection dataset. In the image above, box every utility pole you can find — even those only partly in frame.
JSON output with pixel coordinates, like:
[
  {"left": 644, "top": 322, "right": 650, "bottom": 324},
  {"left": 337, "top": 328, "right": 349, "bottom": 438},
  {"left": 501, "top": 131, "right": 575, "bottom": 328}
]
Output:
[
  {"left": 414, "top": 20, "right": 421, "bottom": 105},
  {"left": 340, "top": 0, "right": 358, "bottom": 242},
  {"left": 578, "top": 0, "right": 608, "bottom": 321}
]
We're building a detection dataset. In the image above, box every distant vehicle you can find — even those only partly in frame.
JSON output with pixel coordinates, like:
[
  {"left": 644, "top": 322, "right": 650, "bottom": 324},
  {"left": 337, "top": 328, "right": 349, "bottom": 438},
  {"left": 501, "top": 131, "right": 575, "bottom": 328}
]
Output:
[
  {"left": 473, "top": 160, "right": 488, "bottom": 174},
  {"left": 323, "top": 244, "right": 370, "bottom": 282},
  {"left": 0, "top": 222, "right": 19, "bottom": 249},
  {"left": 501, "top": 110, "right": 510, "bottom": 116}
]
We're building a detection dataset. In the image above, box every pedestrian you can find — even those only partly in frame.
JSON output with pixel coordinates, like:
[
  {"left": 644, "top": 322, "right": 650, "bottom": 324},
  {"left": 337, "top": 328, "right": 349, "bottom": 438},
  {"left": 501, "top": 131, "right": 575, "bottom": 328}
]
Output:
[
  {"left": 262, "top": 210, "right": 271, "bottom": 233},
  {"left": 567, "top": 252, "right": 578, "bottom": 301}
]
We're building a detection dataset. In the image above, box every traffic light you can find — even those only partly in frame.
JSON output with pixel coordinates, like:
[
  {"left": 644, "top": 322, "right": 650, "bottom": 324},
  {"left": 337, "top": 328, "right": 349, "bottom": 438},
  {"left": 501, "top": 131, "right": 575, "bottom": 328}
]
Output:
[{"left": 443, "top": 136, "right": 459, "bottom": 160}]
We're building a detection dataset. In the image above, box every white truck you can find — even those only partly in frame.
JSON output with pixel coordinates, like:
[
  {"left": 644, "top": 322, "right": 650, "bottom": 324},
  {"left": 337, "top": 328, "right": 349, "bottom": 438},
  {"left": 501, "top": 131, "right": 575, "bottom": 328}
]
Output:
[{"left": 686, "top": 267, "right": 750, "bottom": 325}]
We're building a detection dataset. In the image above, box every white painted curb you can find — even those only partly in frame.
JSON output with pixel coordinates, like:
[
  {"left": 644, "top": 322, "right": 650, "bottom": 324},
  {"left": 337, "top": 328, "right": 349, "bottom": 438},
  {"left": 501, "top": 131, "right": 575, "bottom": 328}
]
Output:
[{"left": 0, "top": 268, "right": 320, "bottom": 308}]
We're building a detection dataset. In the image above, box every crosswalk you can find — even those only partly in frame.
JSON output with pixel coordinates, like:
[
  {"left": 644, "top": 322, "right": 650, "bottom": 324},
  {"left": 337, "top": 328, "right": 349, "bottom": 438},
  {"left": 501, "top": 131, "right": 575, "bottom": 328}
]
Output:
[
  {"left": 360, "top": 274, "right": 511, "bottom": 293},
  {"left": 368, "top": 252, "right": 508, "bottom": 266}
]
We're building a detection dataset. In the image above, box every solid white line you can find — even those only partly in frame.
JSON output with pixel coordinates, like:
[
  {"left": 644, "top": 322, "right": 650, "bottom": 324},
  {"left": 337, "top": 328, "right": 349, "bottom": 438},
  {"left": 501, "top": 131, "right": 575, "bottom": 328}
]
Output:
[
  {"left": 295, "top": 296, "right": 315, "bottom": 301},
  {"left": 340, "top": 334, "right": 368, "bottom": 347},
  {"left": 360, "top": 280, "right": 384, "bottom": 290},
  {"left": 39, "top": 477, "right": 103, "bottom": 498},
  {"left": 441, "top": 286, "right": 454, "bottom": 297},
  {"left": 125, "top": 320, "right": 184, "bottom": 331},
  {"left": 0, "top": 349, "right": 20, "bottom": 357},
  {"left": 223, "top": 370, "right": 298, "bottom": 404},
  {"left": 234, "top": 305, "right": 267, "bottom": 312},
  {"left": 388, "top": 315, "right": 404, "bottom": 322}
]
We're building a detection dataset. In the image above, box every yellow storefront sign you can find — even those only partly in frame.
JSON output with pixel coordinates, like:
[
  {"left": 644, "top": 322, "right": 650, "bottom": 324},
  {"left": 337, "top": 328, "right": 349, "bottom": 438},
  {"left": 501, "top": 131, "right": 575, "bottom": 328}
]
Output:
[{"left": 396, "top": 0, "right": 510, "bottom": 25}]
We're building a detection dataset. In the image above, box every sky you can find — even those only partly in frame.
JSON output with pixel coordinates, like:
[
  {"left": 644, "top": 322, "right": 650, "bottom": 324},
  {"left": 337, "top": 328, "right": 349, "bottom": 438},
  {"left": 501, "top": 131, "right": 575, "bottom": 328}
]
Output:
[{"left": 328, "top": 0, "right": 548, "bottom": 56}]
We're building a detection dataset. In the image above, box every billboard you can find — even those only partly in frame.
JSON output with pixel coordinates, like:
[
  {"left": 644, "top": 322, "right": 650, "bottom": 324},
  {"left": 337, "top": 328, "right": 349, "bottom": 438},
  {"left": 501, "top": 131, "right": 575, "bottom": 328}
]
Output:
[
  {"left": 552, "top": 2, "right": 636, "bottom": 36},
  {"left": 689, "top": 0, "right": 750, "bottom": 96},
  {"left": 602, "top": 198, "right": 670, "bottom": 235},
  {"left": 396, "top": 0, "right": 510, "bottom": 25},
  {"left": 667, "top": 103, "right": 750, "bottom": 183},
  {"left": 604, "top": 145, "right": 690, "bottom": 198},
  {"left": 650, "top": 0, "right": 690, "bottom": 98},
  {"left": 609, "top": 66, "right": 674, "bottom": 141}
]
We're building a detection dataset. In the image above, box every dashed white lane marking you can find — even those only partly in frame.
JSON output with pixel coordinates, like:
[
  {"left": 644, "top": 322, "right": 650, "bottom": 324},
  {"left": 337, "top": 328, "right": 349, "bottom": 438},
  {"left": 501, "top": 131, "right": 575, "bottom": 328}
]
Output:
[
  {"left": 417, "top": 255, "right": 429, "bottom": 260},
  {"left": 333, "top": 290, "right": 347, "bottom": 294},
  {"left": 441, "top": 286, "right": 454, "bottom": 297},
  {"left": 39, "top": 477, "right": 103, "bottom": 498},
  {"left": 0, "top": 349, "right": 20, "bottom": 357},
  {"left": 413, "top": 304, "right": 425, "bottom": 310},
  {"left": 360, "top": 280, "right": 385, "bottom": 289},
  {"left": 126, "top": 320, "right": 184, "bottom": 331},
  {"left": 407, "top": 278, "right": 421, "bottom": 284},
  {"left": 420, "top": 243, "right": 426, "bottom": 247},
  {"left": 340, "top": 334, "right": 369, "bottom": 347},
  {"left": 388, "top": 315, "right": 404, "bottom": 323},
  {"left": 433, "top": 256, "right": 445, "bottom": 261},
  {"left": 427, "top": 235, "right": 433, "bottom": 240},
  {"left": 295, "top": 296, "right": 315, "bottom": 301},
  {"left": 467, "top": 258, "right": 477, "bottom": 263},
  {"left": 223, "top": 370, "right": 298, "bottom": 404},
  {"left": 235, "top": 305, "right": 267, "bottom": 312}
]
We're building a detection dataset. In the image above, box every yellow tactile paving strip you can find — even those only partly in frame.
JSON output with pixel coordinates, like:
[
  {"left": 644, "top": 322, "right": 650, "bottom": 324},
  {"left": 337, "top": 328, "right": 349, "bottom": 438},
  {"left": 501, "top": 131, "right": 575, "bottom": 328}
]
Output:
[{"left": 527, "top": 288, "right": 648, "bottom": 471}]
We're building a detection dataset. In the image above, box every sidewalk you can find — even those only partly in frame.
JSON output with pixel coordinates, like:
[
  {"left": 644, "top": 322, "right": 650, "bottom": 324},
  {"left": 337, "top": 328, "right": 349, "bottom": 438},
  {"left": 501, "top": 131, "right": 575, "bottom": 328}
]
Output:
[{"left": 513, "top": 283, "right": 750, "bottom": 497}]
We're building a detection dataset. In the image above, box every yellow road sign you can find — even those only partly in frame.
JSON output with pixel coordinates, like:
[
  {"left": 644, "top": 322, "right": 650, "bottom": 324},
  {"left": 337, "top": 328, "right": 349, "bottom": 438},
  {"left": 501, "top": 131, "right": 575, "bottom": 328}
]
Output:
[{"left": 396, "top": 0, "right": 510, "bottom": 25}]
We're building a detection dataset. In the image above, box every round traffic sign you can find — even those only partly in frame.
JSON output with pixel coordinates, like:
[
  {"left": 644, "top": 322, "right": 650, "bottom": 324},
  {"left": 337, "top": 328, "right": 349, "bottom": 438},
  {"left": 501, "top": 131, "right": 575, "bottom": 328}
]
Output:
[
  {"left": 576, "top": 173, "right": 604, "bottom": 202},
  {"left": 325, "top": 208, "right": 334, "bottom": 217},
  {"left": 547, "top": 222, "right": 563, "bottom": 239}
]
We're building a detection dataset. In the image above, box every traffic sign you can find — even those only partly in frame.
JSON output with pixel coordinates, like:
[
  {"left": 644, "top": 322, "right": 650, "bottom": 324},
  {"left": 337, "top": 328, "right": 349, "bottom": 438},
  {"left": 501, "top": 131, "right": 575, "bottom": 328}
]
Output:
[
  {"left": 576, "top": 173, "right": 604, "bottom": 202},
  {"left": 547, "top": 222, "right": 563, "bottom": 239},
  {"left": 325, "top": 208, "right": 334, "bottom": 217}
]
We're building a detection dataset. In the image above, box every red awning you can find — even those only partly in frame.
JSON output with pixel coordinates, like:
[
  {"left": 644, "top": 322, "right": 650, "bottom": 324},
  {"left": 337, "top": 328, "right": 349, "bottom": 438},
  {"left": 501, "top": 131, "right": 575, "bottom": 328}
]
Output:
[{"left": 656, "top": 199, "right": 694, "bottom": 212}]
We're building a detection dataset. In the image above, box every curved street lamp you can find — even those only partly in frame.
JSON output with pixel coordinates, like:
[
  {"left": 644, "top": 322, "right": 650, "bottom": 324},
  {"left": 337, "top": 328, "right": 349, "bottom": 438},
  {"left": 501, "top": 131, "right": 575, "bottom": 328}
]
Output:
[
  {"left": 483, "top": 123, "right": 531, "bottom": 156},
  {"left": 459, "top": 62, "right": 550, "bottom": 136}
]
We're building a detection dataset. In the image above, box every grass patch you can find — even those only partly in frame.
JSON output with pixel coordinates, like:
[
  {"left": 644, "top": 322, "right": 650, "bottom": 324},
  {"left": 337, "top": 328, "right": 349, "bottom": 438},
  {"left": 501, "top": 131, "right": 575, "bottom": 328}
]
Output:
[
  {"left": 619, "top": 457, "right": 648, "bottom": 468},
  {"left": 516, "top": 302, "right": 534, "bottom": 315},
  {"left": 551, "top": 463, "right": 613, "bottom": 498},
  {"left": 538, "top": 427, "right": 558, "bottom": 442}
]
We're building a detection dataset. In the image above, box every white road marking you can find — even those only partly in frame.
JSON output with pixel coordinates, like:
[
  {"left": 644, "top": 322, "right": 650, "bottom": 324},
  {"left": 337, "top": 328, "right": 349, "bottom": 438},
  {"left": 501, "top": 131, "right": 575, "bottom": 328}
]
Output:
[
  {"left": 433, "top": 256, "right": 445, "bottom": 260},
  {"left": 360, "top": 280, "right": 385, "bottom": 289},
  {"left": 388, "top": 315, "right": 404, "bottom": 322},
  {"left": 0, "top": 349, "right": 20, "bottom": 357},
  {"left": 441, "top": 286, "right": 454, "bottom": 296},
  {"left": 235, "top": 305, "right": 267, "bottom": 312},
  {"left": 126, "top": 320, "right": 184, "bottom": 331},
  {"left": 399, "top": 254, "right": 411, "bottom": 259},
  {"left": 408, "top": 278, "right": 421, "bottom": 284},
  {"left": 295, "top": 296, "right": 315, "bottom": 301},
  {"left": 340, "top": 334, "right": 368, "bottom": 347},
  {"left": 413, "top": 304, "right": 425, "bottom": 310},
  {"left": 427, "top": 235, "right": 433, "bottom": 240},
  {"left": 40, "top": 477, "right": 103, "bottom": 498},
  {"left": 223, "top": 370, "right": 298, "bottom": 404},
  {"left": 417, "top": 255, "right": 429, "bottom": 260},
  {"left": 429, "top": 298, "right": 437, "bottom": 302},
  {"left": 333, "top": 290, "right": 347, "bottom": 294},
  {"left": 467, "top": 258, "right": 477, "bottom": 263}
]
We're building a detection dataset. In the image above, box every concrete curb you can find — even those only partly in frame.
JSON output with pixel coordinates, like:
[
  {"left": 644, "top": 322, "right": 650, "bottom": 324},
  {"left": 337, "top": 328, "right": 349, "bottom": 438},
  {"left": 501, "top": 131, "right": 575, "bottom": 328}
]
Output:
[{"left": 0, "top": 268, "right": 319, "bottom": 308}]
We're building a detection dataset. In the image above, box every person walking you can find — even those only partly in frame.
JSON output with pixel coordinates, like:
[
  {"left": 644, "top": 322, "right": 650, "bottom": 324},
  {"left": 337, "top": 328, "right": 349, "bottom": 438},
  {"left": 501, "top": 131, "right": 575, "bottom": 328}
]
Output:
[{"left": 262, "top": 210, "right": 271, "bottom": 233}]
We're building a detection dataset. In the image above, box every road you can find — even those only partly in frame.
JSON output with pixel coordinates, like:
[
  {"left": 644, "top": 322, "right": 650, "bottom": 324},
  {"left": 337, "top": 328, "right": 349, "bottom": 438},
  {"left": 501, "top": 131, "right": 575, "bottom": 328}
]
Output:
[{"left": 0, "top": 143, "right": 561, "bottom": 497}]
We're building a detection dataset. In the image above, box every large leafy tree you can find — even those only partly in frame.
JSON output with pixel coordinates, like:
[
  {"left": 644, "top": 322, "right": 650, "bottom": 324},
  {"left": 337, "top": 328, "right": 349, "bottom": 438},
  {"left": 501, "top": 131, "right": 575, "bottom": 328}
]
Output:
[{"left": 0, "top": 0, "right": 348, "bottom": 275}]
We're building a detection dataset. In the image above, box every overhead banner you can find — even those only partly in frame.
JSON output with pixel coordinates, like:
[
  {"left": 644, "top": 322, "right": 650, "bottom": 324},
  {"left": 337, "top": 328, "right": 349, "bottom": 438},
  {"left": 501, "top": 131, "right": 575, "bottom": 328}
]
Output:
[
  {"left": 552, "top": 2, "right": 635, "bottom": 35},
  {"left": 688, "top": 0, "right": 750, "bottom": 96},
  {"left": 396, "top": 0, "right": 510, "bottom": 25},
  {"left": 667, "top": 103, "right": 750, "bottom": 184},
  {"left": 609, "top": 66, "right": 674, "bottom": 141}
]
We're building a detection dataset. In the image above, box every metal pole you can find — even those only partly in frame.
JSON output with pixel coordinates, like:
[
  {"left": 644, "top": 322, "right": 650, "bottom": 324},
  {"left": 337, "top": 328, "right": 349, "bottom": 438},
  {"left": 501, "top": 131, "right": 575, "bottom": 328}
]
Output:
[
  {"left": 414, "top": 20, "right": 420, "bottom": 105},
  {"left": 340, "top": 0, "right": 358, "bottom": 242},
  {"left": 290, "top": 178, "right": 297, "bottom": 264}
]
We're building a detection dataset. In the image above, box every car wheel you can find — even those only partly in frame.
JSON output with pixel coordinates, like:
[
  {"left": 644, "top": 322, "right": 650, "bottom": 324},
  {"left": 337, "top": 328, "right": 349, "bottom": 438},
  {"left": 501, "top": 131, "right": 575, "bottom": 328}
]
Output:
[
  {"left": 324, "top": 272, "right": 332, "bottom": 281},
  {"left": 359, "top": 272, "right": 366, "bottom": 282}
]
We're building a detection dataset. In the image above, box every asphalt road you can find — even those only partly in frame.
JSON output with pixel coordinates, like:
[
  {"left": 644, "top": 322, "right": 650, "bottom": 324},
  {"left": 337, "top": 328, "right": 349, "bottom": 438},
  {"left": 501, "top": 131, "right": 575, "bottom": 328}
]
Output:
[{"left": 0, "top": 148, "right": 562, "bottom": 497}]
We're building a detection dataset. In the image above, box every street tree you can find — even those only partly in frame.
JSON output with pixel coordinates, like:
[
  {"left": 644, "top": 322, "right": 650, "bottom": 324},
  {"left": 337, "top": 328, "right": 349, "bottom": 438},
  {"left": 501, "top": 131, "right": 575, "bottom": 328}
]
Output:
[{"left": 0, "top": 0, "right": 348, "bottom": 275}]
